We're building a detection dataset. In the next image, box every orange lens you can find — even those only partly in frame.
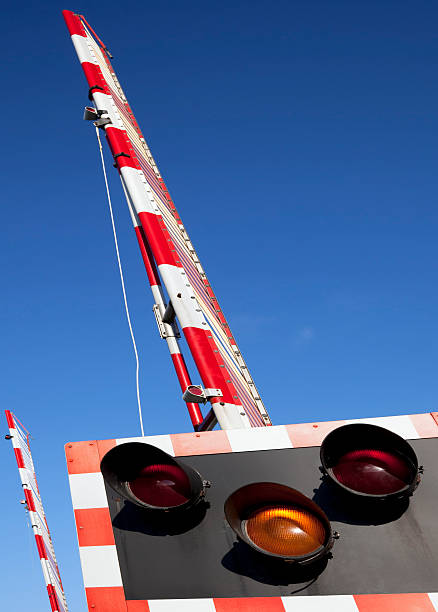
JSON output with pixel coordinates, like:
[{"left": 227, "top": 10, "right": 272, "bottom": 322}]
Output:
[{"left": 245, "top": 505, "right": 326, "bottom": 557}]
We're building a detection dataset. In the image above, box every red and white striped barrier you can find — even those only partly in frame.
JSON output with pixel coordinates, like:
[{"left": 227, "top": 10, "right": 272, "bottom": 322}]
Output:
[
  {"left": 6, "top": 410, "right": 68, "bottom": 612},
  {"left": 62, "top": 10, "right": 270, "bottom": 431}
]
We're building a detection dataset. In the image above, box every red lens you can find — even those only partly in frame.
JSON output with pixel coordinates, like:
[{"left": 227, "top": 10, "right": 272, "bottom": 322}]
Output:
[
  {"left": 333, "top": 449, "right": 412, "bottom": 495},
  {"left": 129, "top": 463, "right": 191, "bottom": 507}
]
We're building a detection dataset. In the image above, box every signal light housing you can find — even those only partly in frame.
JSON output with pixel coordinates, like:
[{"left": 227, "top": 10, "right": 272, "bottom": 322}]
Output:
[
  {"left": 101, "top": 442, "right": 207, "bottom": 512},
  {"left": 224, "top": 482, "right": 335, "bottom": 565},
  {"left": 320, "top": 423, "right": 421, "bottom": 501}
]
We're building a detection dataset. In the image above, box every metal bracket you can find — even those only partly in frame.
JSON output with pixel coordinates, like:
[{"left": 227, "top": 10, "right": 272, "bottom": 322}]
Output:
[
  {"left": 88, "top": 85, "right": 105, "bottom": 100},
  {"left": 94, "top": 116, "right": 112, "bottom": 128},
  {"left": 204, "top": 388, "right": 223, "bottom": 398},
  {"left": 153, "top": 304, "right": 181, "bottom": 339},
  {"left": 113, "top": 151, "right": 131, "bottom": 167},
  {"left": 162, "top": 301, "right": 175, "bottom": 324},
  {"left": 153, "top": 304, "right": 167, "bottom": 338}
]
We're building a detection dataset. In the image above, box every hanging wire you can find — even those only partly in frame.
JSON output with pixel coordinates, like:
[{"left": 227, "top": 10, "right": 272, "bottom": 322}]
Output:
[{"left": 95, "top": 126, "right": 145, "bottom": 436}]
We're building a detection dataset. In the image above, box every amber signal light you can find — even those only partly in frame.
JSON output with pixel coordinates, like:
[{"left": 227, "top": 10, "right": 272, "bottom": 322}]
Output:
[{"left": 224, "top": 482, "right": 335, "bottom": 564}]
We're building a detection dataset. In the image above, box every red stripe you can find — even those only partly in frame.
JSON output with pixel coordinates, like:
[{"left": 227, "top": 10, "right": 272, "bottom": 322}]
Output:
[
  {"left": 138, "top": 212, "right": 181, "bottom": 266},
  {"left": 85, "top": 587, "right": 127, "bottom": 611},
  {"left": 35, "top": 534, "right": 47, "bottom": 560},
  {"left": 62, "top": 10, "right": 85, "bottom": 37},
  {"left": 354, "top": 593, "right": 436, "bottom": 611},
  {"left": 171, "top": 429, "right": 232, "bottom": 456},
  {"left": 97, "top": 439, "right": 118, "bottom": 462},
  {"left": 105, "top": 127, "right": 139, "bottom": 170},
  {"left": 126, "top": 602, "right": 150, "bottom": 611},
  {"left": 74, "top": 508, "right": 115, "bottom": 547},
  {"left": 81, "top": 62, "right": 111, "bottom": 97},
  {"left": 24, "top": 488, "right": 36, "bottom": 512},
  {"left": 65, "top": 440, "right": 102, "bottom": 474},
  {"left": 171, "top": 353, "right": 203, "bottom": 427},
  {"left": 5, "top": 409, "right": 14, "bottom": 428},
  {"left": 46, "top": 584, "right": 59, "bottom": 612},
  {"left": 171, "top": 352, "right": 194, "bottom": 389},
  {"left": 134, "top": 226, "right": 161, "bottom": 286},
  {"left": 183, "top": 327, "right": 238, "bottom": 405},
  {"left": 410, "top": 413, "right": 438, "bottom": 438},
  {"left": 14, "top": 447, "right": 25, "bottom": 468},
  {"left": 286, "top": 420, "right": 347, "bottom": 448}
]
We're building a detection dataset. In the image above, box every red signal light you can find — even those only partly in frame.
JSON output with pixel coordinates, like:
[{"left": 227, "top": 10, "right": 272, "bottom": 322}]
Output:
[
  {"left": 320, "top": 424, "right": 421, "bottom": 500},
  {"left": 224, "top": 482, "right": 335, "bottom": 564},
  {"left": 332, "top": 448, "right": 413, "bottom": 496},
  {"left": 128, "top": 463, "right": 192, "bottom": 508},
  {"left": 101, "top": 442, "right": 206, "bottom": 512}
]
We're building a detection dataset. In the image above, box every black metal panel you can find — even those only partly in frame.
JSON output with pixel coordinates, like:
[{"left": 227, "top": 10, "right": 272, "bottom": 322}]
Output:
[{"left": 105, "top": 438, "right": 438, "bottom": 600}]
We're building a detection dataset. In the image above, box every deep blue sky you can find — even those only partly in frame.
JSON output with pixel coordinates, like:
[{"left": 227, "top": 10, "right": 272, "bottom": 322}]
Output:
[{"left": 2, "top": 1, "right": 437, "bottom": 609}]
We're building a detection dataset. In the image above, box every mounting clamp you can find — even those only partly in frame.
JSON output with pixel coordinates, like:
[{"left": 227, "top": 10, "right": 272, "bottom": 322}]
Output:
[{"left": 183, "top": 385, "right": 223, "bottom": 404}]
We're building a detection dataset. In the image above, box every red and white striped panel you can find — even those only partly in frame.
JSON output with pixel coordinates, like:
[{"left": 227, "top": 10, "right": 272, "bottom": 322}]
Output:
[
  {"left": 66, "top": 412, "right": 438, "bottom": 612},
  {"left": 6, "top": 410, "right": 69, "bottom": 612},
  {"left": 63, "top": 10, "right": 270, "bottom": 430}
]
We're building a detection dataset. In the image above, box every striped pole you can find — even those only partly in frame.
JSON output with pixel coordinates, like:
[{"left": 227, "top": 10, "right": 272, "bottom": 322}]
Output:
[
  {"left": 122, "top": 187, "right": 205, "bottom": 428},
  {"left": 63, "top": 10, "right": 255, "bottom": 430},
  {"left": 5, "top": 410, "right": 67, "bottom": 612}
]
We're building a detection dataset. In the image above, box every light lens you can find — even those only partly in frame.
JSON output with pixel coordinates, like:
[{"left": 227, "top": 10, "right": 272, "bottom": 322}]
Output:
[
  {"left": 244, "top": 505, "right": 326, "bottom": 557},
  {"left": 332, "top": 449, "right": 413, "bottom": 495},
  {"left": 128, "top": 463, "right": 191, "bottom": 508}
]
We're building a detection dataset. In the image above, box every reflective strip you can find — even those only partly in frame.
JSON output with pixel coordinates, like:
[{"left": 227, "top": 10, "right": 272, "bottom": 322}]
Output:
[
  {"left": 344, "top": 415, "right": 419, "bottom": 439},
  {"left": 79, "top": 546, "right": 123, "bottom": 588},
  {"left": 148, "top": 600, "right": 216, "bottom": 612},
  {"left": 282, "top": 595, "right": 358, "bottom": 611},
  {"left": 227, "top": 425, "right": 292, "bottom": 452},
  {"left": 69, "top": 473, "right": 108, "bottom": 510},
  {"left": 116, "top": 434, "right": 175, "bottom": 455}
]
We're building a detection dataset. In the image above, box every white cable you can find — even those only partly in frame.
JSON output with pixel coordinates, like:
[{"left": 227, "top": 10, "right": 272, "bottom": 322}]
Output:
[{"left": 95, "top": 126, "right": 145, "bottom": 436}]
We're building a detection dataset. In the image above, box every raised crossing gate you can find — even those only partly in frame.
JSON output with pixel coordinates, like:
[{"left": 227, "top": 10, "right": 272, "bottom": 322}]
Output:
[{"left": 5, "top": 410, "right": 69, "bottom": 612}]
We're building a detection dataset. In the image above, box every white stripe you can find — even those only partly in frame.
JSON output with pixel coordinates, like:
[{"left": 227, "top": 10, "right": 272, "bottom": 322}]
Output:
[
  {"left": 92, "top": 92, "right": 125, "bottom": 130},
  {"left": 79, "top": 545, "right": 123, "bottom": 588},
  {"left": 148, "top": 599, "right": 216, "bottom": 612},
  {"left": 120, "top": 166, "right": 156, "bottom": 215},
  {"left": 428, "top": 593, "right": 438, "bottom": 610},
  {"left": 344, "top": 415, "right": 419, "bottom": 439},
  {"left": 116, "top": 434, "right": 175, "bottom": 456},
  {"left": 282, "top": 594, "right": 359, "bottom": 611},
  {"left": 151, "top": 285, "right": 183, "bottom": 354},
  {"left": 158, "top": 264, "right": 207, "bottom": 330},
  {"left": 212, "top": 401, "right": 251, "bottom": 430},
  {"left": 9, "top": 427, "right": 20, "bottom": 449},
  {"left": 71, "top": 34, "right": 97, "bottom": 65},
  {"left": 121, "top": 176, "right": 140, "bottom": 227},
  {"left": 69, "top": 473, "right": 108, "bottom": 509},
  {"left": 227, "top": 425, "right": 292, "bottom": 452},
  {"left": 18, "top": 466, "right": 30, "bottom": 484}
]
